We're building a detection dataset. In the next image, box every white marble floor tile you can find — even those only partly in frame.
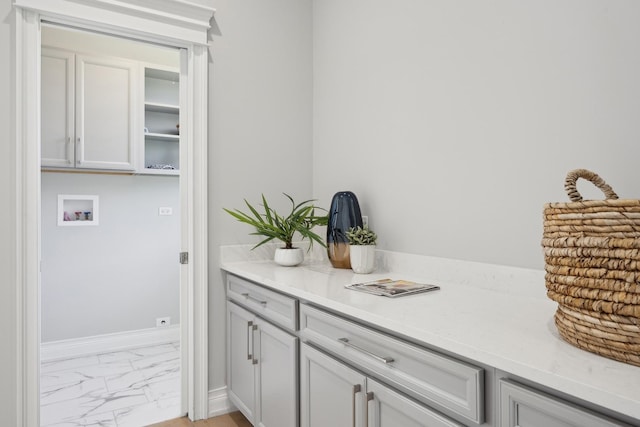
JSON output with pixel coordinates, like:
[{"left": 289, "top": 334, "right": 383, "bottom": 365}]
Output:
[
  {"left": 41, "top": 370, "right": 97, "bottom": 390},
  {"left": 41, "top": 410, "right": 117, "bottom": 427},
  {"left": 114, "top": 395, "right": 182, "bottom": 427},
  {"left": 42, "top": 360, "right": 136, "bottom": 390},
  {"left": 40, "top": 377, "right": 107, "bottom": 406},
  {"left": 40, "top": 342, "right": 180, "bottom": 427},
  {"left": 133, "top": 351, "right": 180, "bottom": 384},
  {"left": 41, "top": 396, "right": 114, "bottom": 425},
  {"left": 131, "top": 349, "right": 180, "bottom": 370},
  {"left": 145, "top": 375, "right": 181, "bottom": 401},
  {"left": 97, "top": 343, "right": 178, "bottom": 364},
  {"left": 41, "top": 354, "right": 101, "bottom": 374},
  {"left": 104, "top": 367, "right": 148, "bottom": 393},
  {"left": 41, "top": 389, "right": 147, "bottom": 425}
]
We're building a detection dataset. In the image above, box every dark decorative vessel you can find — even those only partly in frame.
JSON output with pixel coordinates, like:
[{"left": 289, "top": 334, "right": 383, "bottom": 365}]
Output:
[{"left": 327, "top": 191, "right": 363, "bottom": 269}]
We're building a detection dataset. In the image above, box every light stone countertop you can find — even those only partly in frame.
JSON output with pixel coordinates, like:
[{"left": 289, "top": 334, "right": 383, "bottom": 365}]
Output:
[{"left": 220, "top": 245, "right": 640, "bottom": 422}]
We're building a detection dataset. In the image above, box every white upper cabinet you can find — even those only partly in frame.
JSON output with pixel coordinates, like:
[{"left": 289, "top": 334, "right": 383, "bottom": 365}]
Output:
[
  {"left": 41, "top": 47, "right": 138, "bottom": 171},
  {"left": 75, "top": 54, "right": 137, "bottom": 170},
  {"left": 41, "top": 48, "right": 74, "bottom": 168}
]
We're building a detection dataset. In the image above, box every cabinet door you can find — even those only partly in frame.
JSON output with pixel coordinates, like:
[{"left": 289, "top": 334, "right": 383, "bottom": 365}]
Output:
[
  {"left": 254, "top": 318, "right": 298, "bottom": 427},
  {"left": 41, "top": 48, "right": 74, "bottom": 167},
  {"left": 499, "top": 379, "right": 629, "bottom": 427},
  {"left": 227, "top": 302, "right": 256, "bottom": 424},
  {"left": 300, "top": 343, "right": 366, "bottom": 427},
  {"left": 75, "top": 54, "right": 137, "bottom": 170},
  {"left": 367, "top": 379, "right": 464, "bottom": 427}
]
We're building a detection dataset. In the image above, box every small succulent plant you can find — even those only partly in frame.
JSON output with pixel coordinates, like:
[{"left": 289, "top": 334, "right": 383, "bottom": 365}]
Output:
[{"left": 346, "top": 226, "right": 377, "bottom": 246}]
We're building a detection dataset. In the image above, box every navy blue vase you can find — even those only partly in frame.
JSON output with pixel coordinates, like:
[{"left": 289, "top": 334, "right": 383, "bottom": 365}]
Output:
[{"left": 327, "top": 191, "right": 363, "bottom": 269}]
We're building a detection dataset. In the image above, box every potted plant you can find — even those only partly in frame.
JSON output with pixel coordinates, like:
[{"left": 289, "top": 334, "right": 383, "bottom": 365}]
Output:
[
  {"left": 224, "top": 193, "right": 328, "bottom": 266},
  {"left": 346, "top": 225, "right": 378, "bottom": 274}
]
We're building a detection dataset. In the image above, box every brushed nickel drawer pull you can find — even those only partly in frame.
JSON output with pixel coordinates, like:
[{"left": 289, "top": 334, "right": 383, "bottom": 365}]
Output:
[
  {"left": 365, "top": 391, "right": 374, "bottom": 427},
  {"left": 241, "top": 292, "right": 267, "bottom": 306},
  {"left": 247, "top": 321, "right": 253, "bottom": 360},
  {"left": 352, "top": 384, "right": 361, "bottom": 427},
  {"left": 338, "top": 338, "right": 395, "bottom": 364},
  {"left": 251, "top": 324, "right": 258, "bottom": 365}
]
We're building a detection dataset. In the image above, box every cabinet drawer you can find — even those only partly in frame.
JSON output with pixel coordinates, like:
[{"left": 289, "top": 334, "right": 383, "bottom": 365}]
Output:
[
  {"left": 300, "top": 303, "right": 484, "bottom": 425},
  {"left": 227, "top": 274, "right": 297, "bottom": 331},
  {"left": 499, "top": 379, "right": 631, "bottom": 427}
]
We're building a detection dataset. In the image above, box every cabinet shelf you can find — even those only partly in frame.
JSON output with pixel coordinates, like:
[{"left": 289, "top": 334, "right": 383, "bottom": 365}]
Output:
[
  {"left": 141, "top": 167, "right": 179, "bottom": 176},
  {"left": 143, "top": 66, "right": 180, "bottom": 175},
  {"left": 145, "top": 102, "right": 179, "bottom": 114},
  {"left": 145, "top": 132, "right": 179, "bottom": 141}
]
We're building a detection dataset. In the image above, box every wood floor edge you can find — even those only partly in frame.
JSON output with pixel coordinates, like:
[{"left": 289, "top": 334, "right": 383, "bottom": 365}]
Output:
[{"left": 147, "top": 411, "right": 252, "bottom": 427}]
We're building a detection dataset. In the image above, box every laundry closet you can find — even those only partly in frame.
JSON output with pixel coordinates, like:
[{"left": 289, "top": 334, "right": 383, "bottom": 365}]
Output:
[{"left": 39, "top": 24, "right": 183, "bottom": 425}]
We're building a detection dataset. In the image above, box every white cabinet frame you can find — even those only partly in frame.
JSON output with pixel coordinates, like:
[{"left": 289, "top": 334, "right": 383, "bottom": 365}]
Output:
[{"left": 12, "top": 1, "right": 214, "bottom": 425}]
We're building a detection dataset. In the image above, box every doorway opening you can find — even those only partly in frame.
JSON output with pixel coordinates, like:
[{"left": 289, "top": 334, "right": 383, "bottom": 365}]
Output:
[
  {"left": 39, "top": 24, "right": 183, "bottom": 426},
  {"left": 14, "top": 2, "right": 212, "bottom": 424}
]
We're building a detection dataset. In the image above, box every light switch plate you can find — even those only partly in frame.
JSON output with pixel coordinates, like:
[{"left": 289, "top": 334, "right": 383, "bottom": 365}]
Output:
[{"left": 159, "top": 207, "right": 173, "bottom": 216}]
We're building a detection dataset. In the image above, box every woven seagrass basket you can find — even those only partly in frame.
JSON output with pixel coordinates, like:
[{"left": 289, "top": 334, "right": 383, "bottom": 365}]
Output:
[{"left": 542, "top": 169, "right": 640, "bottom": 366}]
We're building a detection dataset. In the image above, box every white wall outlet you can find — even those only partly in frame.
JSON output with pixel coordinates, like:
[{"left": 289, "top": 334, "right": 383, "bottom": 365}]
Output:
[
  {"left": 156, "top": 317, "right": 171, "bottom": 327},
  {"left": 362, "top": 215, "right": 369, "bottom": 228},
  {"left": 158, "top": 207, "right": 173, "bottom": 216}
]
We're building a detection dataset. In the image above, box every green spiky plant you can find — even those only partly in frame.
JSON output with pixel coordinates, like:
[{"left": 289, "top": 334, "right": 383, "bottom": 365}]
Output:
[
  {"left": 346, "top": 225, "right": 378, "bottom": 246},
  {"left": 224, "top": 193, "right": 328, "bottom": 250}
]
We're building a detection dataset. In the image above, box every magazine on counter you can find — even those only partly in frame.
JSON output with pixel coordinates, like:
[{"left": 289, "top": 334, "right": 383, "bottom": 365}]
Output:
[{"left": 345, "top": 278, "right": 440, "bottom": 298}]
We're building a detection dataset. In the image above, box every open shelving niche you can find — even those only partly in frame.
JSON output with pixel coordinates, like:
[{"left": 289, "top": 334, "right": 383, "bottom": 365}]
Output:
[{"left": 142, "top": 66, "right": 180, "bottom": 176}]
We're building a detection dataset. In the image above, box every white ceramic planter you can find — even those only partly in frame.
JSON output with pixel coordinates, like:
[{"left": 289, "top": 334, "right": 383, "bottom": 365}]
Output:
[
  {"left": 349, "top": 245, "right": 376, "bottom": 274},
  {"left": 274, "top": 247, "right": 304, "bottom": 267}
]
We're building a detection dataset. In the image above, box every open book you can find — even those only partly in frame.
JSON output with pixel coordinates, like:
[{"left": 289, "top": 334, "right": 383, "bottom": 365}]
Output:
[{"left": 345, "top": 278, "right": 440, "bottom": 298}]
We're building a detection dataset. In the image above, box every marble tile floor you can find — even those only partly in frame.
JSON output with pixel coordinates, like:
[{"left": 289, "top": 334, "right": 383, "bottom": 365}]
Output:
[{"left": 40, "top": 342, "right": 181, "bottom": 427}]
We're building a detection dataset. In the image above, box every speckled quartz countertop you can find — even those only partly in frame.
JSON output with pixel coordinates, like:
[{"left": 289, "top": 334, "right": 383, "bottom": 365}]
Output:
[{"left": 220, "top": 245, "right": 640, "bottom": 422}]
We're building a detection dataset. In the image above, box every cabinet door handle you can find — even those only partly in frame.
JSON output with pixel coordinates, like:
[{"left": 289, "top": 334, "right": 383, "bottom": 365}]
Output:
[
  {"left": 251, "top": 324, "right": 258, "bottom": 365},
  {"left": 66, "top": 137, "right": 73, "bottom": 165},
  {"left": 338, "top": 338, "right": 395, "bottom": 364},
  {"left": 76, "top": 137, "right": 82, "bottom": 164},
  {"left": 365, "top": 391, "right": 374, "bottom": 427},
  {"left": 246, "top": 321, "right": 253, "bottom": 360},
  {"left": 352, "top": 384, "right": 361, "bottom": 427},
  {"left": 241, "top": 292, "right": 267, "bottom": 306}
]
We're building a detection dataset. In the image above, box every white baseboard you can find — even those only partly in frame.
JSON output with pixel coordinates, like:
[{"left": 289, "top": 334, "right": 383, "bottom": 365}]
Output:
[
  {"left": 40, "top": 325, "right": 180, "bottom": 362},
  {"left": 208, "top": 386, "right": 236, "bottom": 418}
]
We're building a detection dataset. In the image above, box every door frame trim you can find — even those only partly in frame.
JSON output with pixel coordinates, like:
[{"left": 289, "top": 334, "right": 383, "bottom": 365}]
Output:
[{"left": 13, "top": 2, "right": 213, "bottom": 424}]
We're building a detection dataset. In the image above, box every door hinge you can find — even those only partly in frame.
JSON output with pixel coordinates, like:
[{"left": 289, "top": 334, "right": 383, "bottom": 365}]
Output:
[{"left": 180, "top": 252, "right": 189, "bottom": 264}]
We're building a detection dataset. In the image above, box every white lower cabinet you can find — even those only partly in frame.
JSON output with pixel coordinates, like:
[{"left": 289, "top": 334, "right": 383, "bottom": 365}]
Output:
[
  {"left": 368, "top": 378, "right": 464, "bottom": 427},
  {"left": 300, "top": 342, "right": 366, "bottom": 427},
  {"left": 499, "top": 379, "right": 632, "bottom": 427},
  {"left": 225, "top": 273, "right": 635, "bottom": 427},
  {"left": 301, "top": 343, "right": 463, "bottom": 427},
  {"left": 227, "top": 301, "right": 298, "bottom": 427},
  {"left": 299, "top": 303, "right": 484, "bottom": 425}
]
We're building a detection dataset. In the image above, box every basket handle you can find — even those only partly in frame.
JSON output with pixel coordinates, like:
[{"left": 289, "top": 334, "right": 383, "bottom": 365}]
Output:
[{"left": 564, "top": 169, "right": 619, "bottom": 202}]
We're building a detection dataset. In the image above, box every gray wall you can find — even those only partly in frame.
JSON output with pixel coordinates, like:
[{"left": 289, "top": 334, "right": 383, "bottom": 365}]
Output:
[
  {"left": 311, "top": 0, "right": 640, "bottom": 269},
  {"left": 208, "top": 0, "right": 314, "bottom": 390},
  {"left": 41, "top": 173, "right": 180, "bottom": 342}
]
